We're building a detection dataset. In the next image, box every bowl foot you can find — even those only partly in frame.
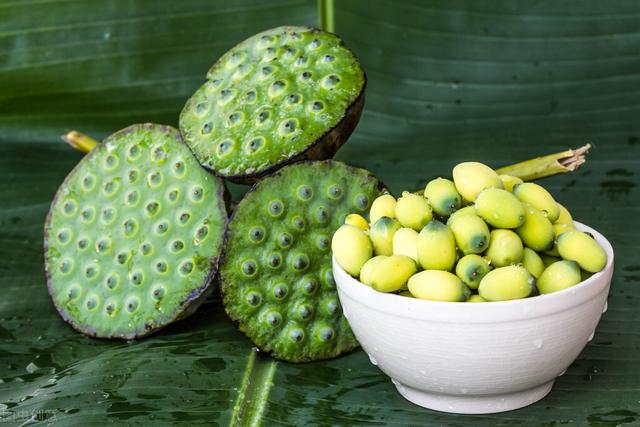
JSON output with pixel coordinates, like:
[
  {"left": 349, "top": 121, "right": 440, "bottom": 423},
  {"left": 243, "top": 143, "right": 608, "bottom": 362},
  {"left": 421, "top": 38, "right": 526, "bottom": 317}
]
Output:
[{"left": 394, "top": 380, "right": 554, "bottom": 414}]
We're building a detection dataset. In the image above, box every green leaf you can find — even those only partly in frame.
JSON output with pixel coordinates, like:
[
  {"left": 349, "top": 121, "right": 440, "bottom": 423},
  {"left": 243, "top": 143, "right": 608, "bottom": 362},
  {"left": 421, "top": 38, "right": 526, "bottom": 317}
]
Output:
[{"left": 2, "top": 0, "right": 640, "bottom": 425}]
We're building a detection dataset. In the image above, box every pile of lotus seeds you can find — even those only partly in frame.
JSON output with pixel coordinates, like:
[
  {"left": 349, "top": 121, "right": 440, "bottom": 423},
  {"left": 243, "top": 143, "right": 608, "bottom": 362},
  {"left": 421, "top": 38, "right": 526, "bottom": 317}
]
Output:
[{"left": 332, "top": 162, "right": 608, "bottom": 302}]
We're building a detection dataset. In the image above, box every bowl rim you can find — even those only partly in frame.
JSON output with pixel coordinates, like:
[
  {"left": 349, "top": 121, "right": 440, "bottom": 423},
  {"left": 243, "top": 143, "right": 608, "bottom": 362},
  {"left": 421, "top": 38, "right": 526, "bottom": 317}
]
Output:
[{"left": 333, "top": 221, "right": 614, "bottom": 323}]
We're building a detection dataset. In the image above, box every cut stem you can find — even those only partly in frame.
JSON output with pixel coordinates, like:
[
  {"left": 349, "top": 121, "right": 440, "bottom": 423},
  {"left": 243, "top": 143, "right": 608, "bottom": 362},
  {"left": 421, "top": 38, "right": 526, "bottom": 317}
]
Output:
[
  {"left": 61, "top": 130, "right": 99, "bottom": 153},
  {"left": 496, "top": 144, "right": 591, "bottom": 181}
]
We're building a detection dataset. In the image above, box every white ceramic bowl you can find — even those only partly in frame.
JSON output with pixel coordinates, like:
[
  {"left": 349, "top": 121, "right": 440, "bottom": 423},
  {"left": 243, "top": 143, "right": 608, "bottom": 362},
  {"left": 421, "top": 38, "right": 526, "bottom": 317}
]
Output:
[{"left": 334, "top": 222, "right": 614, "bottom": 414}]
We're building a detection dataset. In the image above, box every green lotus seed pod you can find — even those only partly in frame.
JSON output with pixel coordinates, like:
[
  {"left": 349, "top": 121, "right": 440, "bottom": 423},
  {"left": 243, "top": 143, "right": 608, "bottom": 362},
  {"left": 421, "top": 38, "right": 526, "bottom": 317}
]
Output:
[
  {"left": 370, "top": 217, "right": 402, "bottom": 256},
  {"left": 475, "top": 188, "right": 525, "bottom": 229},
  {"left": 180, "top": 27, "right": 366, "bottom": 183},
  {"left": 478, "top": 265, "right": 534, "bottom": 302},
  {"left": 417, "top": 220, "right": 457, "bottom": 271},
  {"left": 359, "top": 255, "right": 387, "bottom": 286},
  {"left": 331, "top": 225, "right": 373, "bottom": 276},
  {"left": 485, "top": 229, "right": 524, "bottom": 267},
  {"left": 452, "top": 161, "right": 503, "bottom": 202},
  {"left": 516, "top": 204, "right": 554, "bottom": 252},
  {"left": 220, "top": 160, "right": 385, "bottom": 362},
  {"left": 555, "top": 203, "right": 573, "bottom": 225},
  {"left": 448, "top": 214, "right": 490, "bottom": 255},
  {"left": 522, "top": 247, "right": 545, "bottom": 279},
  {"left": 423, "top": 178, "right": 462, "bottom": 217},
  {"left": 44, "top": 124, "right": 228, "bottom": 339},
  {"left": 557, "top": 230, "right": 607, "bottom": 273},
  {"left": 537, "top": 260, "right": 582, "bottom": 294},
  {"left": 467, "top": 294, "right": 487, "bottom": 303},
  {"left": 513, "top": 182, "right": 560, "bottom": 222},
  {"left": 541, "top": 253, "right": 561, "bottom": 267},
  {"left": 499, "top": 174, "right": 523, "bottom": 192},
  {"left": 392, "top": 227, "right": 419, "bottom": 262},
  {"left": 370, "top": 194, "right": 397, "bottom": 224},
  {"left": 455, "top": 254, "right": 490, "bottom": 289},
  {"left": 408, "top": 270, "right": 470, "bottom": 302},
  {"left": 394, "top": 191, "right": 433, "bottom": 231},
  {"left": 345, "top": 213, "right": 369, "bottom": 231},
  {"left": 370, "top": 255, "right": 417, "bottom": 293},
  {"left": 446, "top": 205, "right": 477, "bottom": 224}
]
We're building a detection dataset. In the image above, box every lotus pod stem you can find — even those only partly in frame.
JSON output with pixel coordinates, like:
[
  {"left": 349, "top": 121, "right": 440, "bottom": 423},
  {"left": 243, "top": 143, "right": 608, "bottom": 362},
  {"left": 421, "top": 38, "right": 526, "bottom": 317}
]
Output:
[
  {"left": 61, "top": 130, "right": 99, "bottom": 153},
  {"left": 496, "top": 144, "right": 591, "bottom": 181}
]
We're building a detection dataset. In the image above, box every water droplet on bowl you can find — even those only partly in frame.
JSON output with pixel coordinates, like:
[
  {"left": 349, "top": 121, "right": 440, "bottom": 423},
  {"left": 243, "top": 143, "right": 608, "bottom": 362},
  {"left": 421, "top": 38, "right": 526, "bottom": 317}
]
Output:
[
  {"left": 533, "top": 338, "right": 544, "bottom": 349},
  {"left": 588, "top": 331, "right": 595, "bottom": 342},
  {"left": 558, "top": 369, "right": 566, "bottom": 377},
  {"left": 368, "top": 354, "right": 378, "bottom": 366},
  {"left": 602, "top": 302, "right": 608, "bottom": 313}
]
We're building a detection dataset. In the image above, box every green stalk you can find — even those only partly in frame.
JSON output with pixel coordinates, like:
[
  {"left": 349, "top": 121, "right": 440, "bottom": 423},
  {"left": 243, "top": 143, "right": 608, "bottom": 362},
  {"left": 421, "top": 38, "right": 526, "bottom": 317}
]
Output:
[
  {"left": 496, "top": 144, "right": 591, "bottom": 181},
  {"left": 318, "top": 0, "right": 335, "bottom": 33},
  {"left": 61, "top": 130, "right": 99, "bottom": 153}
]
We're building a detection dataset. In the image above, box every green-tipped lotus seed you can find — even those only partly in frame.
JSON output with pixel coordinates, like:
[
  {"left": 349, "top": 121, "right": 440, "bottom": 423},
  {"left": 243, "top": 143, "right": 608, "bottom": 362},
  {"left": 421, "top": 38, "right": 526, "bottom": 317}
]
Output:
[
  {"left": 332, "top": 225, "right": 373, "bottom": 276},
  {"left": 537, "top": 260, "right": 582, "bottom": 294},
  {"left": 359, "top": 255, "right": 387, "bottom": 286},
  {"left": 452, "top": 162, "right": 503, "bottom": 202},
  {"left": 392, "top": 227, "right": 419, "bottom": 262},
  {"left": 466, "top": 294, "right": 487, "bottom": 303},
  {"left": 408, "top": 270, "right": 470, "bottom": 302},
  {"left": 485, "top": 229, "right": 524, "bottom": 267},
  {"left": 448, "top": 214, "right": 490, "bottom": 255},
  {"left": 417, "top": 220, "right": 457, "bottom": 271},
  {"left": 522, "top": 247, "right": 545, "bottom": 279},
  {"left": 423, "top": 178, "right": 461, "bottom": 217},
  {"left": 370, "top": 217, "right": 402, "bottom": 256},
  {"left": 475, "top": 188, "right": 525, "bottom": 229},
  {"left": 455, "top": 254, "right": 490, "bottom": 289},
  {"left": 344, "top": 213, "right": 369, "bottom": 231},
  {"left": 370, "top": 194, "right": 397, "bottom": 224},
  {"left": 369, "top": 255, "right": 417, "bottom": 293},
  {"left": 394, "top": 192, "right": 433, "bottom": 231},
  {"left": 557, "top": 230, "right": 607, "bottom": 273},
  {"left": 516, "top": 203, "right": 554, "bottom": 252},
  {"left": 478, "top": 265, "right": 534, "bottom": 301},
  {"left": 499, "top": 174, "right": 523, "bottom": 192},
  {"left": 555, "top": 203, "right": 573, "bottom": 225},
  {"left": 513, "top": 182, "right": 560, "bottom": 222}
]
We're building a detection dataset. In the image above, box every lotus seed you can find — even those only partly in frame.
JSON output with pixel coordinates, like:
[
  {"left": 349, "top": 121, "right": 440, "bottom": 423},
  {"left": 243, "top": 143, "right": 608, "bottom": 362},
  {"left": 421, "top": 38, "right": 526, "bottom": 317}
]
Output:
[
  {"left": 296, "top": 56, "right": 308, "bottom": 66},
  {"left": 77, "top": 237, "right": 89, "bottom": 250},
  {"left": 105, "top": 274, "right": 119, "bottom": 290},
  {"left": 155, "top": 261, "right": 168, "bottom": 273},
  {"left": 84, "top": 264, "right": 98, "bottom": 279},
  {"left": 312, "top": 101, "right": 324, "bottom": 111},
  {"left": 195, "top": 225, "right": 209, "bottom": 241},
  {"left": 202, "top": 123, "right": 212, "bottom": 134},
  {"left": 257, "top": 110, "right": 270, "bottom": 123},
  {"left": 59, "top": 259, "right": 73, "bottom": 274},
  {"left": 315, "top": 206, "right": 329, "bottom": 223},
  {"left": 228, "top": 112, "right": 243, "bottom": 126},
  {"left": 127, "top": 144, "right": 141, "bottom": 160},
  {"left": 152, "top": 286, "right": 165, "bottom": 301},
  {"left": 126, "top": 190, "right": 139, "bottom": 205},
  {"left": 268, "top": 200, "right": 284, "bottom": 217},
  {"left": 249, "top": 226, "right": 265, "bottom": 243},
  {"left": 151, "top": 147, "right": 166, "bottom": 162},
  {"left": 96, "top": 238, "right": 111, "bottom": 253},
  {"left": 101, "top": 207, "right": 115, "bottom": 224},
  {"left": 246, "top": 291, "right": 262, "bottom": 307},
  {"left": 310, "top": 39, "right": 321, "bottom": 49},
  {"left": 147, "top": 172, "right": 162, "bottom": 187},
  {"left": 80, "top": 208, "right": 95, "bottom": 223},
  {"left": 301, "top": 71, "right": 312, "bottom": 81},
  {"left": 171, "top": 240, "right": 184, "bottom": 252},
  {"left": 287, "top": 94, "right": 301, "bottom": 104},
  {"left": 116, "top": 251, "right": 130, "bottom": 264},
  {"left": 82, "top": 174, "right": 95, "bottom": 191},
  {"left": 195, "top": 102, "right": 207, "bottom": 115},
  {"left": 155, "top": 221, "right": 169, "bottom": 234},
  {"left": 245, "top": 91, "right": 256, "bottom": 103},
  {"left": 173, "top": 161, "right": 185, "bottom": 177},
  {"left": 62, "top": 200, "right": 77, "bottom": 216},
  {"left": 85, "top": 296, "right": 98, "bottom": 311},
  {"left": 167, "top": 189, "right": 179, "bottom": 202},
  {"left": 180, "top": 260, "right": 194, "bottom": 275},
  {"left": 316, "top": 235, "right": 330, "bottom": 251},
  {"left": 67, "top": 285, "right": 80, "bottom": 300},
  {"left": 127, "top": 169, "right": 139, "bottom": 183},
  {"left": 323, "top": 55, "right": 334, "bottom": 62},
  {"left": 268, "top": 253, "right": 282, "bottom": 268},
  {"left": 297, "top": 185, "right": 313, "bottom": 200},
  {"left": 302, "top": 278, "right": 318, "bottom": 295},
  {"left": 126, "top": 297, "right": 139, "bottom": 313},
  {"left": 278, "top": 232, "right": 293, "bottom": 248},
  {"left": 292, "top": 254, "right": 310, "bottom": 271},
  {"left": 328, "top": 184, "right": 343, "bottom": 199},
  {"left": 145, "top": 202, "right": 159, "bottom": 216},
  {"left": 319, "top": 326, "right": 334, "bottom": 341},
  {"left": 246, "top": 137, "right": 265, "bottom": 154},
  {"left": 178, "top": 211, "right": 191, "bottom": 224},
  {"left": 140, "top": 242, "right": 152, "bottom": 256},
  {"left": 273, "top": 284, "right": 288, "bottom": 299},
  {"left": 279, "top": 119, "right": 297, "bottom": 134},
  {"left": 57, "top": 229, "right": 71, "bottom": 245},
  {"left": 190, "top": 186, "right": 204, "bottom": 202},
  {"left": 242, "top": 260, "right": 257, "bottom": 276},
  {"left": 267, "top": 312, "right": 282, "bottom": 327},
  {"left": 292, "top": 216, "right": 305, "bottom": 230},
  {"left": 130, "top": 271, "right": 143, "bottom": 286}
]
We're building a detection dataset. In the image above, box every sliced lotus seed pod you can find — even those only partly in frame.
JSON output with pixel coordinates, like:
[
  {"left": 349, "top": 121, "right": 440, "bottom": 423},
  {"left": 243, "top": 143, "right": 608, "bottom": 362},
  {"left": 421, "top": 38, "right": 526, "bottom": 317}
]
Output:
[
  {"left": 394, "top": 192, "right": 433, "bottom": 231},
  {"left": 220, "top": 160, "right": 385, "bottom": 362},
  {"left": 417, "top": 220, "right": 457, "bottom": 271},
  {"left": 331, "top": 224, "right": 373, "bottom": 276},
  {"left": 370, "top": 194, "right": 396, "bottom": 224},
  {"left": 423, "top": 178, "right": 461, "bottom": 217},
  {"left": 408, "top": 270, "right": 470, "bottom": 302},
  {"left": 485, "top": 229, "right": 524, "bottom": 268},
  {"left": 344, "top": 213, "right": 369, "bottom": 231},
  {"left": 516, "top": 203, "right": 554, "bottom": 252},
  {"left": 478, "top": 266, "right": 534, "bottom": 302},
  {"left": 180, "top": 26, "right": 366, "bottom": 183},
  {"left": 555, "top": 203, "right": 573, "bottom": 225},
  {"left": 499, "top": 174, "right": 523, "bottom": 192},
  {"left": 370, "top": 216, "right": 402, "bottom": 256},
  {"left": 360, "top": 255, "right": 387, "bottom": 286},
  {"left": 522, "top": 247, "right": 545, "bottom": 279},
  {"left": 452, "top": 162, "right": 503, "bottom": 202},
  {"left": 44, "top": 124, "right": 228, "bottom": 339},
  {"left": 466, "top": 294, "right": 487, "bottom": 303},
  {"left": 475, "top": 188, "right": 525, "bottom": 229},
  {"left": 455, "top": 254, "right": 490, "bottom": 289},
  {"left": 369, "top": 255, "right": 417, "bottom": 293},
  {"left": 513, "top": 182, "right": 560, "bottom": 222},
  {"left": 448, "top": 214, "right": 491, "bottom": 255},
  {"left": 557, "top": 230, "right": 607, "bottom": 273},
  {"left": 537, "top": 260, "right": 582, "bottom": 294},
  {"left": 392, "top": 227, "right": 419, "bottom": 262}
]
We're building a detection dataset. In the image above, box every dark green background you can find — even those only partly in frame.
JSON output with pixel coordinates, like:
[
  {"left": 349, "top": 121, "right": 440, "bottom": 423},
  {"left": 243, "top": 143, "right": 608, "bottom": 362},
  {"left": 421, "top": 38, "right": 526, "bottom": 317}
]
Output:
[{"left": 1, "top": 0, "right": 638, "bottom": 425}]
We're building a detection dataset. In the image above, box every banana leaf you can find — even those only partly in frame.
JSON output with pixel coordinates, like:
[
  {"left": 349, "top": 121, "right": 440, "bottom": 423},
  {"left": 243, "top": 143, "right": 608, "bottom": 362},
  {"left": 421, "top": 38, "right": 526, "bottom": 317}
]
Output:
[{"left": 1, "top": 0, "right": 639, "bottom": 425}]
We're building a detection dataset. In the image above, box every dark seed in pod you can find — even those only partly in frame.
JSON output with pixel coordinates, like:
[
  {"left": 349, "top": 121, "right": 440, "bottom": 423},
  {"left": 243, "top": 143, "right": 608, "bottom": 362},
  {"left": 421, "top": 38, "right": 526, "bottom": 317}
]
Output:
[
  {"left": 355, "top": 194, "right": 370, "bottom": 210},
  {"left": 301, "top": 71, "right": 312, "bottom": 80},
  {"left": 278, "top": 232, "right": 293, "bottom": 248},
  {"left": 298, "top": 304, "right": 313, "bottom": 319},
  {"left": 258, "top": 111, "right": 270, "bottom": 122},
  {"left": 328, "top": 184, "right": 343, "bottom": 199},
  {"left": 131, "top": 271, "right": 143, "bottom": 285},
  {"left": 77, "top": 238, "right": 88, "bottom": 250},
  {"left": 179, "top": 212, "right": 191, "bottom": 224},
  {"left": 156, "top": 261, "right": 167, "bottom": 273},
  {"left": 196, "top": 225, "right": 209, "bottom": 240},
  {"left": 180, "top": 261, "right": 194, "bottom": 275},
  {"left": 312, "top": 101, "right": 324, "bottom": 111},
  {"left": 292, "top": 216, "right": 305, "bottom": 230},
  {"left": 319, "top": 327, "right": 334, "bottom": 341},
  {"left": 273, "top": 284, "right": 288, "bottom": 299},
  {"left": 140, "top": 242, "right": 152, "bottom": 256},
  {"left": 268, "top": 200, "right": 284, "bottom": 217},
  {"left": 316, "top": 235, "right": 330, "bottom": 250},
  {"left": 287, "top": 94, "right": 300, "bottom": 104},
  {"left": 310, "top": 39, "right": 320, "bottom": 48},
  {"left": 128, "top": 170, "right": 139, "bottom": 183},
  {"left": 156, "top": 221, "right": 168, "bottom": 234},
  {"left": 249, "top": 227, "right": 265, "bottom": 243},
  {"left": 296, "top": 56, "right": 308, "bottom": 65},
  {"left": 292, "top": 254, "right": 310, "bottom": 271},
  {"left": 116, "top": 252, "right": 129, "bottom": 264},
  {"left": 196, "top": 102, "right": 207, "bottom": 114},
  {"left": 316, "top": 206, "right": 329, "bottom": 222},
  {"left": 302, "top": 279, "right": 317, "bottom": 295},
  {"left": 172, "top": 240, "right": 184, "bottom": 252},
  {"left": 105, "top": 304, "right": 115, "bottom": 315},
  {"left": 262, "top": 66, "right": 273, "bottom": 76},
  {"left": 289, "top": 329, "right": 304, "bottom": 342},
  {"left": 146, "top": 202, "right": 159, "bottom": 216},
  {"left": 246, "top": 291, "right": 262, "bottom": 307},
  {"left": 297, "top": 185, "right": 313, "bottom": 200},
  {"left": 323, "top": 55, "right": 334, "bottom": 62},
  {"left": 242, "top": 260, "right": 257, "bottom": 276},
  {"left": 268, "top": 253, "right": 282, "bottom": 268},
  {"left": 246, "top": 91, "right": 256, "bottom": 102},
  {"left": 202, "top": 122, "right": 212, "bottom": 134},
  {"left": 267, "top": 312, "right": 282, "bottom": 327}
]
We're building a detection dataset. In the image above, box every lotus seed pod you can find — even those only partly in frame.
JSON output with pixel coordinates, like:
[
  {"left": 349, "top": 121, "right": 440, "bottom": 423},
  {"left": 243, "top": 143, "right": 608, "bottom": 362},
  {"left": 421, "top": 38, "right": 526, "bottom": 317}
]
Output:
[
  {"left": 455, "top": 254, "right": 491, "bottom": 289},
  {"left": 467, "top": 294, "right": 487, "bottom": 303},
  {"left": 485, "top": 229, "right": 524, "bottom": 268},
  {"left": 345, "top": 213, "right": 369, "bottom": 231},
  {"left": 452, "top": 161, "right": 503, "bottom": 202},
  {"left": 446, "top": 205, "right": 477, "bottom": 224},
  {"left": 417, "top": 220, "right": 457, "bottom": 271},
  {"left": 423, "top": 178, "right": 462, "bottom": 217},
  {"left": 537, "top": 260, "right": 582, "bottom": 294},
  {"left": 513, "top": 182, "right": 560, "bottom": 222},
  {"left": 331, "top": 225, "right": 373, "bottom": 277},
  {"left": 408, "top": 270, "right": 470, "bottom": 302},
  {"left": 522, "top": 247, "right": 545, "bottom": 279},
  {"left": 370, "top": 194, "right": 397, "bottom": 224},
  {"left": 220, "top": 160, "right": 385, "bottom": 362},
  {"left": 541, "top": 254, "right": 561, "bottom": 268},
  {"left": 370, "top": 217, "right": 402, "bottom": 256},
  {"left": 44, "top": 124, "right": 228, "bottom": 339},
  {"left": 557, "top": 230, "right": 607, "bottom": 273},
  {"left": 555, "top": 203, "right": 573, "bottom": 225},
  {"left": 448, "top": 214, "right": 491, "bottom": 255},
  {"left": 475, "top": 188, "right": 525, "bottom": 229},
  {"left": 180, "top": 27, "right": 366, "bottom": 183},
  {"left": 370, "top": 255, "right": 417, "bottom": 293},
  {"left": 478, "top": 265, "right": 534, "bottom": 302},
  {"left": 392, "top": 227, "right": 419, "bottom": 262},
  {"left": 359, "top": 255, "right": 387, "bottom": 286},
  {"left": 516, "top": 204, "right": 554, "bottom": 252},
  {"left": 499, "top": 174, "right": 523, "bottom": 192},
  {"left": 394, "top": 192, "right": 433, "bottom": 231}
]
